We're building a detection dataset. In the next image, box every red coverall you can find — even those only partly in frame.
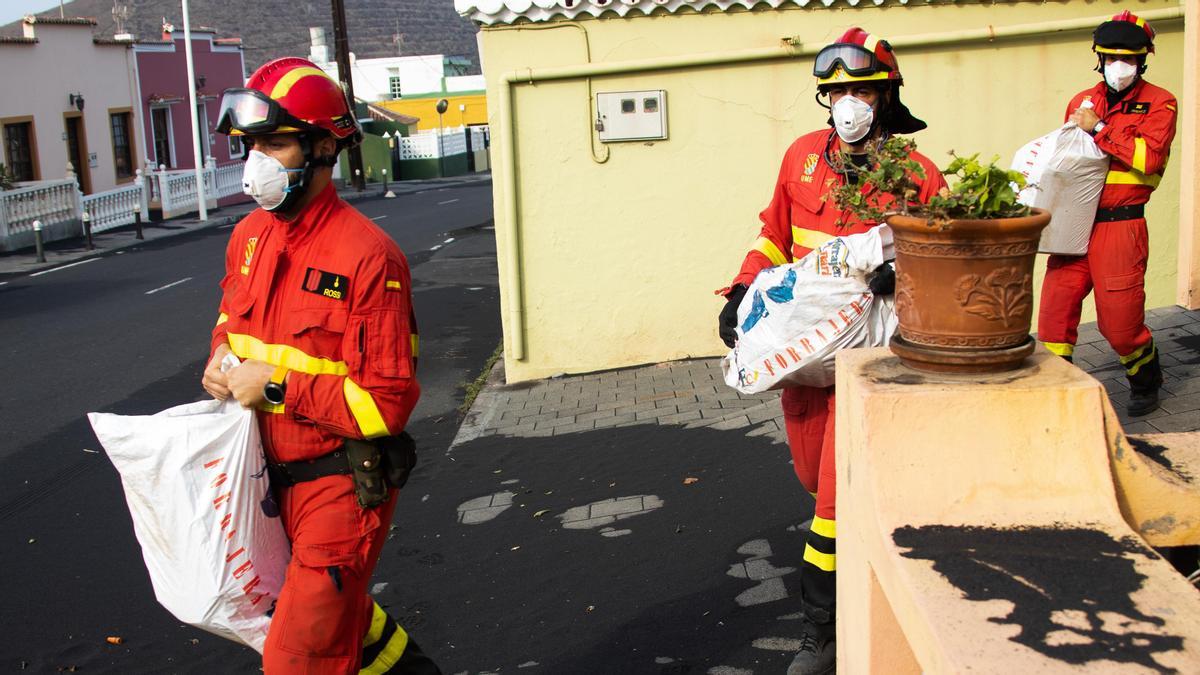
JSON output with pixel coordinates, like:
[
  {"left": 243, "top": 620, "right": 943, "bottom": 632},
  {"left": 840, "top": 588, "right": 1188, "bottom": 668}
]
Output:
[
  {"left": 1038, "top": 78, "right": 1178, "bottom": 367},
  {"left": 729, "top": 128, "right": 945, "bottom": 616},
  {"left": 211, "top": 183, "right": 422, "bottom": 673}
]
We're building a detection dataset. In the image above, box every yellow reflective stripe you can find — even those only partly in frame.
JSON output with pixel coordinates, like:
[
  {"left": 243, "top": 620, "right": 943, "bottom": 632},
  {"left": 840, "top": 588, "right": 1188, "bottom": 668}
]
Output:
[
  {"left": 411, "top": 334, "right": 420, "bottom": 358},
  {"left": 360, "top": 623, "right": 410, "bottom": 675},
  {"left": 1106, "top": 170, "right": 1161, "bottom": 187},
  {"left": 811, "top": 516, "right": 836, "bottom": 540},
  {"left": 1042, "top": 342, "right": 1075, "bottom": 357},
  {"left": 227, "top": 333, "right": 349, "bottom": 376},
  {"left": 260, "top": 401, "right": 285, "bottom": 415},
  {"left": 344, "top": 378, "right": 392, "bottom": 439},
  {"left": 1119, "top": 342, "right": 1152, "bottom": 365},
  {"left": 363, "top": 603, "right": 388, "bottom": 647},
  {"left": 861, "top": 34, "right": 880, "bottom": 53},
  {"left": 753, "top": 237, "right": 788, "bottom": 266},
  {"left": 792, "top": 226, "right": 835, "bottom": 251},
  {"left": 803, "top": 543, "right": 837, "bottom": 572},
  {"left": 1166, "top": 103, "right": 1177, "bottom": 112},
  {"left": 215, "top": 312, "right": 228, "bottom": 328},
  {"left": 1094, "top": 46, "right": 1149, "bottom": 55},
  {"left": 270, "top": 66, "right": 331, "bottom": 99},
  {"left": 1132, "top": 138, "right": 1148, "bottom": 174},
  {"left": 385, "top": 280, "right": 402, "bottom": 290}
]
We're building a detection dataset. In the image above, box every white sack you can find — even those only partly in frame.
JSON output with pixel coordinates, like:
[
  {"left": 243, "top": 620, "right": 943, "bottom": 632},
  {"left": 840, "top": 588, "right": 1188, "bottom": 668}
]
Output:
[
  {"left": 1012, "top": 124, "right": 1110, "bottom": 256},
  {"left": 722, "top": 227, "right": 897, "bottom": 392},
  {"left": 87, "top": 356, "right": 288, "bottom": 652}
]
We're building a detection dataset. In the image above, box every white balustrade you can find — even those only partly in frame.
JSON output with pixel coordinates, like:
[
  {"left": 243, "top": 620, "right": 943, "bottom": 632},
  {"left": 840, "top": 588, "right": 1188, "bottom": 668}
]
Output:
[
  {"left": 0, "top": 180, "right": 80, "bottom": 238},
  {"left": 82, "top": 182, "right": 146, "bottom": 234}
]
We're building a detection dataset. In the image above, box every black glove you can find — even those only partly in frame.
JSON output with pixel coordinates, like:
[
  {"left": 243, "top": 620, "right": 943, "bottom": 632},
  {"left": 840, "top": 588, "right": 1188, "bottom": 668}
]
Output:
[
  {"left": 718, "top": 285, "right": 748, "bottom": 348},
  {"left": 868, "top": 262, "right": 895, "bottom": 296}
]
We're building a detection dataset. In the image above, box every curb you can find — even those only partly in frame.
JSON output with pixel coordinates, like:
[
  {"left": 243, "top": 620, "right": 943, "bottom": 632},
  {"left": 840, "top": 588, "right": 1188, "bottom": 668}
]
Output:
[{"left": 448, "top": 354, "right": 508, "bottom": 452}]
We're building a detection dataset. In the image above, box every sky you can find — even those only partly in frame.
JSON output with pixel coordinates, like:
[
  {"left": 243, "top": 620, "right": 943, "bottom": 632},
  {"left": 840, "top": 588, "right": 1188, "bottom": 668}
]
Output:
[{"left": 0, "top": 1, "right": 79, "bottom": 26}]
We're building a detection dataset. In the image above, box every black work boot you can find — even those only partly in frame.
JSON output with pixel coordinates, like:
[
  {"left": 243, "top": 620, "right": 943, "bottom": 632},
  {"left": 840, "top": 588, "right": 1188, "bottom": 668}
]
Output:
[
  {"left": 1125, "top": 344, "right": 1163, "bottom": 417},
  {"left": 787, "top": 611, "right": 835, "bottom": 675}
]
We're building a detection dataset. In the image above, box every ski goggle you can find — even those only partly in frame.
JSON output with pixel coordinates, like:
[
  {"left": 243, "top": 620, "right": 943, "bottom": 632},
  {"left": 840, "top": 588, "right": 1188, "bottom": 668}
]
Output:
[
  {"left": 215, "top": 88, "right": 315, "bottom": 136},
  {"left": 812, "top": 43, "right": 889, "bottom": 79}
]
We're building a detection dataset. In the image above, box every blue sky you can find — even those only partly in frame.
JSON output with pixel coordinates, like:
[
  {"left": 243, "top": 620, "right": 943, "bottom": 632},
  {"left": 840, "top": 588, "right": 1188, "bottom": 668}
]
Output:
[{"left": 0, "top": 1, "right": 76, "bottom": 26}]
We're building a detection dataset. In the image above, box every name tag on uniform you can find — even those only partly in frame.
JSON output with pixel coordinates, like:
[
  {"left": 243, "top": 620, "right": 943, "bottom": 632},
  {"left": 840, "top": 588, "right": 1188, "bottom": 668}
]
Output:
[
  {"left": 302, "top": 268, "right": 349, "bottom": 301},
  {"left": 1125, "top": 101, "right": 1150, "bottom": 114}
]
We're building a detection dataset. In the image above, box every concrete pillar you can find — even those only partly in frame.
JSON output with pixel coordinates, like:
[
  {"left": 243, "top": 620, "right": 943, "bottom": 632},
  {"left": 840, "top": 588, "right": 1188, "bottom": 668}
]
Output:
[{"left": 835, "top": 347, "right": 1200, "bottom": 673}]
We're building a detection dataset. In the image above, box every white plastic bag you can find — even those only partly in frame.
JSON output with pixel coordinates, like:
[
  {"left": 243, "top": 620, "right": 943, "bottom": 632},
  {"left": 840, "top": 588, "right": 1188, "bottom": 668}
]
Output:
[
  {"left": 87, "top": 356, "right": 289, "bottom": 652},
  {"left": 1011, "top": 122, "right": 1109, "bottom": 255},
  {"left": 722, "top": 227, "right": 897, "bottom": 392}
]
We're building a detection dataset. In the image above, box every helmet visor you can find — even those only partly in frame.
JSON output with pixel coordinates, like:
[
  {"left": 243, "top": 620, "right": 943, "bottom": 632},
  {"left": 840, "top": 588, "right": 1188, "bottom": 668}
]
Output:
[
  {"left": 813, "top": 44, "right": 882, "bottom": 79},
  {"left": 216, "top": 88, "right": 317, "bottom": 137}
]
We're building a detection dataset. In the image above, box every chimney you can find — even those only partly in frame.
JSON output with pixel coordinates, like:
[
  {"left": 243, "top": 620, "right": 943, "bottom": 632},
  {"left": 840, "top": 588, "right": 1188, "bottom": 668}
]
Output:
[
  {"left": 22, "top": 16, "right": 36, "bottom": 39},
  {"left": 162, "top": 18, "right": 174, "bottom": 41}
]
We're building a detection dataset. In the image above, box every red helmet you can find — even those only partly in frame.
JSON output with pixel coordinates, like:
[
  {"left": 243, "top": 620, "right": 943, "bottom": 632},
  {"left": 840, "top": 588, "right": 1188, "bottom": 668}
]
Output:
[
  {"left": 217, "top": 57, "right": 361, "bottom": 147},
  {"left": 814, "top": 28, "right": 902, "bottom": 87},
  {"left": 1094, "top": 10, "right": 1155, "bottom": 55}
]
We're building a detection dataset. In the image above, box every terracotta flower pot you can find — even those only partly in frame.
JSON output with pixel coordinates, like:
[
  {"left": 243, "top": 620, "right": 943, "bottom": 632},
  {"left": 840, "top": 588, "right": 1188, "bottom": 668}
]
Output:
[{"left": 885, "top": 208, "right": 1052, "bottom": 373}]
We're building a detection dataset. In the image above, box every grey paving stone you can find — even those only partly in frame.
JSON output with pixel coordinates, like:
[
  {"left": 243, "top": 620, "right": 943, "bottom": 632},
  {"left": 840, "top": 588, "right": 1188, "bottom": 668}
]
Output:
[
  {"left": 746, "top": 404, "right": 783, "bottom": 425},
  {"left": 1148, "top": 410, "right": 1200, "bottom": 433},
  {"left": 1119, "top": 421, "right": 1159, "bottom": 435},
  {"left": 534, "top": 416, "right": 577, "bottom": 430},
  {"left": 659, "top": 410, "right": 703, "bottom": 425},
  {"left": 1158, "top": 393, "right": 1200, "bottom": 415},
  {"left": 1146, "top": 312, "right": 1196, "bottom": 331},
  {"left": 502, "top": 422, "right": 537, "bottom": 436},
  {"left": 710, "top": 415, "right": 751, "bottom": 431},
  {"left": 636, "top": 406, "right": 675, "bottom": 420},
  {"left": 593, "top": 414, "right": 637, "bottom": 429},
  {"left": 577, "top": 409, "right": 617, "bottom": 424},
  {"left": 553, "top": 420, "right": 597, "bottom": 435},
  {"left": 614, "top": 401, "right": 659, "bottom": 416}
]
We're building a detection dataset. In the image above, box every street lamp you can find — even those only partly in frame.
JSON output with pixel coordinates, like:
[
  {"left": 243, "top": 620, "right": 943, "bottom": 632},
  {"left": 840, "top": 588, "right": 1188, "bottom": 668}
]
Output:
[{"left": 436, "top": 98, "right": 448, "bottom": 178}]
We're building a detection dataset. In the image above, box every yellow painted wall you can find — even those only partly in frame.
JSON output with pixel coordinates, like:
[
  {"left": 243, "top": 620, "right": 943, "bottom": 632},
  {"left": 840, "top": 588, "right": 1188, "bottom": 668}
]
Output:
[
  {"left": 377, "top": 94, "right": 489, "bottom": 131},
  {"left": 478, "top": 0, "right": 1188, "bottom": 382}
]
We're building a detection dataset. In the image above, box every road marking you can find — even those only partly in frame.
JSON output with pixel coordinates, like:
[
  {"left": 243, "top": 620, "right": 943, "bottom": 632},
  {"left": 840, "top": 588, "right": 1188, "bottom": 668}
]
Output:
[
  {"left": 430, "top": 244, "right": 442, "bottom": 251},
  {"left": 371, "top": 215, "right": 389, "bottom": 221},
  {"left": 438, "top": 199, "right": 459, "bottom": 205},
  {"left": 0, "top": 281, "right": 7, "bottom": 286},
  {"left": 29, "top": 258, "right": 101, "bottom": 277},
  {"left": 145, "top": 277, "right": 193, "bottom": 295},
  {"left": 444, "top": 237, "right": 455, "bottom": 243}
]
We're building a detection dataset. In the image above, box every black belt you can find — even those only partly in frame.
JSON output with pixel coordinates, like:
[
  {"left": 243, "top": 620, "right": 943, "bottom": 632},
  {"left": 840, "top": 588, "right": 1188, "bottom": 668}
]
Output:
[
  {"left": 1096, "top": 204, "right": 1145, "bottom": 223},
  {"left": 267, "top": 449, "right": 352, "bottom": 488}
]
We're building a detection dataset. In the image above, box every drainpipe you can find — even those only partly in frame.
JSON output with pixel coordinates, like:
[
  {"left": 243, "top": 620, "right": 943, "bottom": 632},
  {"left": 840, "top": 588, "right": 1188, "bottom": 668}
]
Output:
[{"left": 496, "top": 6, "right": 1186, "bottom": 362}]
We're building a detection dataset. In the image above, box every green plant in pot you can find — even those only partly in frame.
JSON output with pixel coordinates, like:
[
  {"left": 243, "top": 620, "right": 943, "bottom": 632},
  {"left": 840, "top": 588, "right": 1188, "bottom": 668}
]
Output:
[{"left": 828, "top": 137, "right": 1051, "bottom": 373}]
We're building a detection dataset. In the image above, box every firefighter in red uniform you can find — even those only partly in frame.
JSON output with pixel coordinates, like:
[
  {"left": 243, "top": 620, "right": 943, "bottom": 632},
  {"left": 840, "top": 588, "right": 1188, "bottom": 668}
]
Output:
[
  {"left": 716, "top": 29, "right": 946, "bottom": 675},
  {"left": 201, "top": 58, "right": 441, "bottom": 674},
  {"left": 1038, "top": 10, "right": 1178, "bottom": 417}
]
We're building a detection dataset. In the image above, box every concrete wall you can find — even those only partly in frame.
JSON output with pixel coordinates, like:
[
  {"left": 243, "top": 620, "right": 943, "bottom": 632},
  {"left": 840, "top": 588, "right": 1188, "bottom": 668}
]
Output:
[
  {"left": 378, "top": 93, "right": 488, "bottom": 131},
  {"left": 476, "top": 0, "right": 1189, "bottom": 382},
  {"left": 134, "top": 32, "right": 246, "bottom": 171},
  {"left": 0, "top": 24, "right": 139, "bottom": 194}
]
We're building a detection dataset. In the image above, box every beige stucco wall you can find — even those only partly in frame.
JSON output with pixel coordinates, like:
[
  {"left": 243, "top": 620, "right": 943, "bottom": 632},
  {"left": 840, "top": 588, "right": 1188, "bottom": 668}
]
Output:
[
  {"left": 478, "top": 0, "right": 1188, "bottom": 382},
  {"left": 0, "top": 24, "right": 140, "bottom": 194}
]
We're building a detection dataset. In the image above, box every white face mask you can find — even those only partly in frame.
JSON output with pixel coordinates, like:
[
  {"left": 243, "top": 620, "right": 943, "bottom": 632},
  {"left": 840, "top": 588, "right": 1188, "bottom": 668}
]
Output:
[
  {"left": 241, "top": 149, "right": 303, "bottom": 212},
  {"left": 831, "top": 95, "right": 875, "bottom": 144},
  {"left": 1104, "top": 59, "right": 1138, "bottom": 92}
]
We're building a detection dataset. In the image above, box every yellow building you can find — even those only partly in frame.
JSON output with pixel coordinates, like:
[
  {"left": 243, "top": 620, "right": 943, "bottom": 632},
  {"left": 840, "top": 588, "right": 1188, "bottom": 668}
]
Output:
[
  {"left": 376, "top": 92, "right": 489, "bottom": 132},
  {"left": 458, "top": 0, "right": 1198, "bottom": 383}
]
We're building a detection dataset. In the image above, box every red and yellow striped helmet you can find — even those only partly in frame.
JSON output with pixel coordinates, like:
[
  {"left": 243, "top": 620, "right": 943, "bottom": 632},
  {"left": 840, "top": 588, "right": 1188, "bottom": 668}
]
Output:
[
  {"left": 1094, "top": 10, "right": 1155, "bottom": 55},
  {"left": 217, "top": 57, "right": 361, "bottom": 146},
  {"left": 814, "top": 28, "right": 902, "bottom": 87}
]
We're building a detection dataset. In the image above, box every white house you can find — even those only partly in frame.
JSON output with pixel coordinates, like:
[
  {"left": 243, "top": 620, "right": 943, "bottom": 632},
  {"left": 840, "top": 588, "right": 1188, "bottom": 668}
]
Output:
[{"left": 307, "top": 27, "right": 484, "bottom": 101}]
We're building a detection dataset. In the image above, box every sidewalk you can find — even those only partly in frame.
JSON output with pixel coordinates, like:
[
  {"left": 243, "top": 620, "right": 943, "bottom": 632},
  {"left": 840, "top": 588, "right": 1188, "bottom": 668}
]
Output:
[
  {"left": 0, "top": 172, "right": 491, "bottom": 279},
  {"left": 456, "top": 305, "right": 1200, "bottom": 447}
]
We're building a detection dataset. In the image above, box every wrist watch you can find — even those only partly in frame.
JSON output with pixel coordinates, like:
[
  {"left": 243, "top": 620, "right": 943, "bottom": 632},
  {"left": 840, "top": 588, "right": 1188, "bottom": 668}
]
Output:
[
  {"left": 263, "top": 365, "right": 289, "bottom": 405},
  {"left": 1092, "top": 121, "right": 1106, "bottom": 135}
]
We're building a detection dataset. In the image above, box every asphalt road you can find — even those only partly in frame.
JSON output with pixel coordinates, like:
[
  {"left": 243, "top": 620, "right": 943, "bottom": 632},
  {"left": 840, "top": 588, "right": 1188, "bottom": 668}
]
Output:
[
  {"left": 0, "top": 178, "right": 814, "bottom": 674},
  {"left": 0, "top": 182, "right": 504, "bottom": 672}
]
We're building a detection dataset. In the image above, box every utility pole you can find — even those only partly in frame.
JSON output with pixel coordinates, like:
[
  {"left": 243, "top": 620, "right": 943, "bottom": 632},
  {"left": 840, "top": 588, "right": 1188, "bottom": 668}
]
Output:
[
  {"left": 182, "top": 0, "right": 208, "bottom": 220},
  {"left": 330, "top": 0, "right": 364, "bottom": 191}
]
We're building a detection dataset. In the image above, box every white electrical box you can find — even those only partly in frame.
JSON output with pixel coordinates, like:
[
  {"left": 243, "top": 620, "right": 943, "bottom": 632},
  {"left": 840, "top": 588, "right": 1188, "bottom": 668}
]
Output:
[{"left": 596, "top": 90, "right": 667, "bottom": 143}]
